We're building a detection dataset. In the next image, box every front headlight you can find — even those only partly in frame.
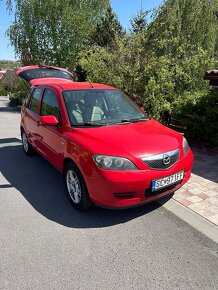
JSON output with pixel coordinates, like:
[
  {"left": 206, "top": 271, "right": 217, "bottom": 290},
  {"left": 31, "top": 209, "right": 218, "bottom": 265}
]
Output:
[
  {"left": 182, "top": 137, "right": 190, "bottom": 156},
  {"left": 93, "top": 155, "right": 138, "bottom": 170}
]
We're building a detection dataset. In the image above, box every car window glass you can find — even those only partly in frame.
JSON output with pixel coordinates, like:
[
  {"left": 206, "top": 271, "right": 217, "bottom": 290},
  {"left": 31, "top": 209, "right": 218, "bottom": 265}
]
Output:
[
  {"left": 29, "top": 88, "right": 41, "bottom": 113},
  {"left": 41, "top": 89, "right": 60, "bottom": 119},
  {"left": 104, "top": 90, "right": 139, "bottom": 115},
  {"left": 63, "top": 89, "right": 147, "bottom": 125}
]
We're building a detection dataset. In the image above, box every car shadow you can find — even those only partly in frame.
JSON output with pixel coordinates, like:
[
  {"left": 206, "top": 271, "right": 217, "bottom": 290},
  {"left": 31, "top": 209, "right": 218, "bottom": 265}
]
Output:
[
  {"left": 0, "top": 98, "right": 20, "bottom": 113},
  {"left": 0, "top": 138, "right": 171, "bottom": 229},
  {"left": 191, "top": 146, "right": 218, "bottom": 183},
  {"left": 0, "top": 107, "right": 20, "bottom": 113}
]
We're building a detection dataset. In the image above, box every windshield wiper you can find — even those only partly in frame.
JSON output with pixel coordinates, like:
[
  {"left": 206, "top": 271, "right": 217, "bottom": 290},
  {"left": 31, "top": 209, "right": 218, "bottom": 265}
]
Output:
[
  {"left": 129, "top": 117, "right": 149, "bottom": 123},
  {"left": 105, "top": 120, "right": 131, "bottom": 125},
  {"left": 117, "top": 119, "right": 131, "bottom": 124},
  {"left": 81, "top": 117, "right": 149, "bottom": 127},
  {"left": 111, "top": 118, "right": 148, "bottom": 124},
  {"left": 74, "top": 122, "right": 105, "bottom": 127}
]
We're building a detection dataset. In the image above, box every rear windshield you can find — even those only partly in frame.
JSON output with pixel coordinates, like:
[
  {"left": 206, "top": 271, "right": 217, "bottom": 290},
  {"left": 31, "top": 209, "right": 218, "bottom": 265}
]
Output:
[
  {"left": 62, "top": 89, "right": 148, "bottom": 126},
  {"left": 19, "top": 68, "right": 74, "bottom": 81}
]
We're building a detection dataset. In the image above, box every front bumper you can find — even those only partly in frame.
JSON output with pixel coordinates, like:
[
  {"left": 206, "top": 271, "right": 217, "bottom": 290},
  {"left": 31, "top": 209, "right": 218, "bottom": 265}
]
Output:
[{"left": 85, "top": 149, "right": 194, "bottom": 208}]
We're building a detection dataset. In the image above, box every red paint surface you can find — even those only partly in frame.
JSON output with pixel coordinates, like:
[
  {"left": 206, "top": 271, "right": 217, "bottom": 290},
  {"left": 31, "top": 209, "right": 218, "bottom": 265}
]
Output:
[{"left": 19, "top": 66, "right": 194, "bottom": 208}]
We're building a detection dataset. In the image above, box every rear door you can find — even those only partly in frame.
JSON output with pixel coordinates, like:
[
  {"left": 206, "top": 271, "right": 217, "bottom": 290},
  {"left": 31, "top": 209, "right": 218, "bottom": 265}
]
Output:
[{"left": 22, "top": 87, "right": 43, "bottom": 150}]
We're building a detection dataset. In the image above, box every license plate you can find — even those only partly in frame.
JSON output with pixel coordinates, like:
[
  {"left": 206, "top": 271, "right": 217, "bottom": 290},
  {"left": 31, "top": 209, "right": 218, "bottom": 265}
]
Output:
[{"left": 152, "top": 171, "right": 184, "bottom": 192}]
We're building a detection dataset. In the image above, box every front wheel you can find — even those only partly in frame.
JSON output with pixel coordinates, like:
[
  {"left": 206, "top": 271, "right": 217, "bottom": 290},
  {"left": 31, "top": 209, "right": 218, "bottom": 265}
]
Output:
[
  {"left": 21, "top": 130, "right": 34, "bottom": 155},
  {"left": 64, "top": 163, "right": 93, "bottom": 211}
]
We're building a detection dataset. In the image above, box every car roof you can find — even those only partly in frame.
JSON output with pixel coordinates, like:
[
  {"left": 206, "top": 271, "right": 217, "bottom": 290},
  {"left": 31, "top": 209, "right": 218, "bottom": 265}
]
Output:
[{"left": 30, "top": 78, "right": 116, "bottom": 90}]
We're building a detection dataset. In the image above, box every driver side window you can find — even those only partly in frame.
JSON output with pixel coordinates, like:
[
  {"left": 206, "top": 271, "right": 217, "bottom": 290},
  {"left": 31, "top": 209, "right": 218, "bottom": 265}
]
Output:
[{"left": 41, "top": 89, "right": 60, "bottom": 120}]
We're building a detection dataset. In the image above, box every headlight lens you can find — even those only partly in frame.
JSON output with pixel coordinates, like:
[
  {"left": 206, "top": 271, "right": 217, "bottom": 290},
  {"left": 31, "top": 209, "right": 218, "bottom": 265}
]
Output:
[
  {"left": 93, "top": 155, "right": 138, "bottom": 170},
  {"left": 183, "top": 137, "right": 190, "bottom": 156}
]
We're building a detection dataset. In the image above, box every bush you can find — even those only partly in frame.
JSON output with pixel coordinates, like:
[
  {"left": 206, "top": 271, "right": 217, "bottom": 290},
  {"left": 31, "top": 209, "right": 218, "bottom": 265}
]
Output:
[
  {"left": 8, "top": 80, "right": 29, "bottom": 106},
  {"left": 9, "top": 90, "right": 27, "bottom": 106},
  {"left": 172, "top": 89, "right": 218, "bottom": 147},
  {"left": 0, "top": 85, "right": 7, "bottom": 96}
]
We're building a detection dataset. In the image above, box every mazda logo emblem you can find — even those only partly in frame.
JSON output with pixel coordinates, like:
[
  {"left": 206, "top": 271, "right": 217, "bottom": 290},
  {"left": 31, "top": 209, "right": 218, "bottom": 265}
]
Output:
[{"left": 163, "top": 154, "right": 170, "bottom": 165}]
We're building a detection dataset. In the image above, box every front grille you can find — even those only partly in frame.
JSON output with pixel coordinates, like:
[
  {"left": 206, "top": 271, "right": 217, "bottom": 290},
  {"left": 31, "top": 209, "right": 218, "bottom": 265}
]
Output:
[{"left": 142, "top": 149, "right": 180, "bottom": 170}]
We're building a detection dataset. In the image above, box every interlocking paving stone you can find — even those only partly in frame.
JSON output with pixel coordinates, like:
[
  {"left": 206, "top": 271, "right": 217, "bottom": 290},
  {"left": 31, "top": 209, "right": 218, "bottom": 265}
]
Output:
[
  {"left": 188, "top": 203, "right": 206, "bottom": 211},
  {"left": 189, "top": 188, "right": 204, "bottom": 195},
  {"left": 173, "top": 145, "right": 218, "bottom": 226}
]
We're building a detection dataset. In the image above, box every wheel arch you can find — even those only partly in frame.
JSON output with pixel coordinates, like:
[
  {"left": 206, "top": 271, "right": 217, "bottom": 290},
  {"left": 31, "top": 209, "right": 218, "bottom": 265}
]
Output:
[
  {"left": 62, "top": 157, "right": 90, "bottom": 193},
  {"left": 63, "top": 157, "right": 79, "bottom": 173},
  {"left": 63, "top": 157, "right": 93, "bottom": 210}
]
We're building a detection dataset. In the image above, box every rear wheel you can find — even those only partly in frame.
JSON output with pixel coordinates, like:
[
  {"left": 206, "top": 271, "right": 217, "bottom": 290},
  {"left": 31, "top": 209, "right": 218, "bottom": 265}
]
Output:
[
  {"left": 64, "top": 163, "right": 93, "bottom": 211},
  {"left": 21, "top": 130, "right": 34, "bottom": 155}
]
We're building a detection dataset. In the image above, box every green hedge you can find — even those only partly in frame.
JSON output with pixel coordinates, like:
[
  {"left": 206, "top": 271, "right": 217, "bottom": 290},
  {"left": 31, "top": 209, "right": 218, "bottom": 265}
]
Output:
[{"left": 172, "top": 89, "right": 218, "bottom": 147}]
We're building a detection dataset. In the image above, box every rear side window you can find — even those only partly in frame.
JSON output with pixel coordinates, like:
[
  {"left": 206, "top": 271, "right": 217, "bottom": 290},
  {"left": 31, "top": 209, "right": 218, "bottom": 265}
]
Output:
[
  {"left": 29, "top": 88, "right": 41, "bottom": 113},
  {"left": 41, "top": 89, "right": 60, "bottom": 119}
]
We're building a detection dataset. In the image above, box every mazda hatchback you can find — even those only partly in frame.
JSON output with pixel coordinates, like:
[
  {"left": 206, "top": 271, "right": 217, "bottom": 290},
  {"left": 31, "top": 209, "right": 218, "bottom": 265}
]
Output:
[{"left": 17, "top": 65, "right": 194, "bottom": 210}]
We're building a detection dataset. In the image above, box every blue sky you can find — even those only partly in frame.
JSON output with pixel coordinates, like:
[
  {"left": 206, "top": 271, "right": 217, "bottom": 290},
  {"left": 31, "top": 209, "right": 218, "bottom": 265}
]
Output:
[{"left": 0, "top": 0, "right": 164, "bottom": 61}]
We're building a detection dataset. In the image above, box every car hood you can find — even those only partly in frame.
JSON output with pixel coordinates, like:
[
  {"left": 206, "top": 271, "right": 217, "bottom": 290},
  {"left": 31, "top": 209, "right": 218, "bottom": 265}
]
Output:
[{"left": 66, "top": 119, "right": 183, "bottom": 159}]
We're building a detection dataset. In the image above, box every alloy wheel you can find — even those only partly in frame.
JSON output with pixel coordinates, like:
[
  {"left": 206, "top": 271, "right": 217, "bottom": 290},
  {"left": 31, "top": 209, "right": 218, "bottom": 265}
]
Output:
[
  {"left": 22, "top": 132, "right": 29, "bottom": 152},
  {"left": 66, "top": 169, "right": 82, "bottom": 204}
]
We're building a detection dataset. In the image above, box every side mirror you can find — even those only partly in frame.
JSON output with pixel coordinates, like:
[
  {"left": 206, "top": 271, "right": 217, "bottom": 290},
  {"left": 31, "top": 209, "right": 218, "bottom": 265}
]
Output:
[{"left": 40, "top": 115, "right": 59, "bottom": 126}]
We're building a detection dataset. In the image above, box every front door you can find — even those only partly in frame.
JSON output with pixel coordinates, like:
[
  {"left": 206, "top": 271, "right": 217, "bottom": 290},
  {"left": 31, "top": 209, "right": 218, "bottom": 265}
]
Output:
[{"left": 37, "top": 88, "right": 64, "bottom": 170}]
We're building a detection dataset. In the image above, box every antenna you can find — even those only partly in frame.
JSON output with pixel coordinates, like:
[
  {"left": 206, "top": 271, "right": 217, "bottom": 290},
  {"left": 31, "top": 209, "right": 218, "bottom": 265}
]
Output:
[
  {"left": 88, "top": 81, "right": 94, "bottom": 88},
  {"left": 140, "top": 0, "right": 143, "bottom": 10}
]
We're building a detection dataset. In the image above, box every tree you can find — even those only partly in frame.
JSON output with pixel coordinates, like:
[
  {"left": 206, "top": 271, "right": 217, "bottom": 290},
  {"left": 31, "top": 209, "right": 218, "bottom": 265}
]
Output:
[
  {"left": 79, "top": 0, "right": 218, "bottom": 122},
  {"left": 6, "top": 0, "right": 109, "bottom": 67},
  {"left": 90, "top": 6, "right": 124, "bottom": 49},
  {"left": 131, "top": 9, "right": 148, "bottom": 34},
  {"left": 147, "top": 0, "right": 218, "bottom": 58}
]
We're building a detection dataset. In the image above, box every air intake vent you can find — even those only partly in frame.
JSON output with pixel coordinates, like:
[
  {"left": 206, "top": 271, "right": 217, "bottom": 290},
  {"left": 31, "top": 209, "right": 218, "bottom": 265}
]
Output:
[{"left": 113, "top": 192, "right": 135, "bottom": 199}]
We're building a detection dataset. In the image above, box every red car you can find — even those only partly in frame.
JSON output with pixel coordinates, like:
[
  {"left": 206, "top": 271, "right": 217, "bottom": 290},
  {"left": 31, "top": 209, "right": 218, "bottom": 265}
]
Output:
[{"left": 17, "top": 65, "right": 194, "bottom": 210}]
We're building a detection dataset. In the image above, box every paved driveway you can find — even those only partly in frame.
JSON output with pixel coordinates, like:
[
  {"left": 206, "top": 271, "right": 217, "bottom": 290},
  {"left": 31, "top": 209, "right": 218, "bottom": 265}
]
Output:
[{"left": 0, "top": 97, "right": 217, "bottom": 289}]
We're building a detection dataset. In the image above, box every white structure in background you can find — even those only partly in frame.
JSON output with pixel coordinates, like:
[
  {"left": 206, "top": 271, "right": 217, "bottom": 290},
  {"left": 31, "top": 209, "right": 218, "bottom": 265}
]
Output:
[{"left": 0, "top": 70, "right": 7, "bottom": 80}]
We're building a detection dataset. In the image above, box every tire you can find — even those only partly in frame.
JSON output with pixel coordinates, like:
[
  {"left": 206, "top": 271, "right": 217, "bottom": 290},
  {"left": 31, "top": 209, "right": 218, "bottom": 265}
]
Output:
[
  {"left": 64, "top": 162, "right": 93, "bottom": 211},
  {"left": 21, "top": 129, "right": 34, "bottom": 155}
]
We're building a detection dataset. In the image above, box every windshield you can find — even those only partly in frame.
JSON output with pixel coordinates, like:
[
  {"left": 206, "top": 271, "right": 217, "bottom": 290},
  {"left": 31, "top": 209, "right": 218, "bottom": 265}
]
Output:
[{"left": 62, "top": 89, "right": 148, "bottom": 127}]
